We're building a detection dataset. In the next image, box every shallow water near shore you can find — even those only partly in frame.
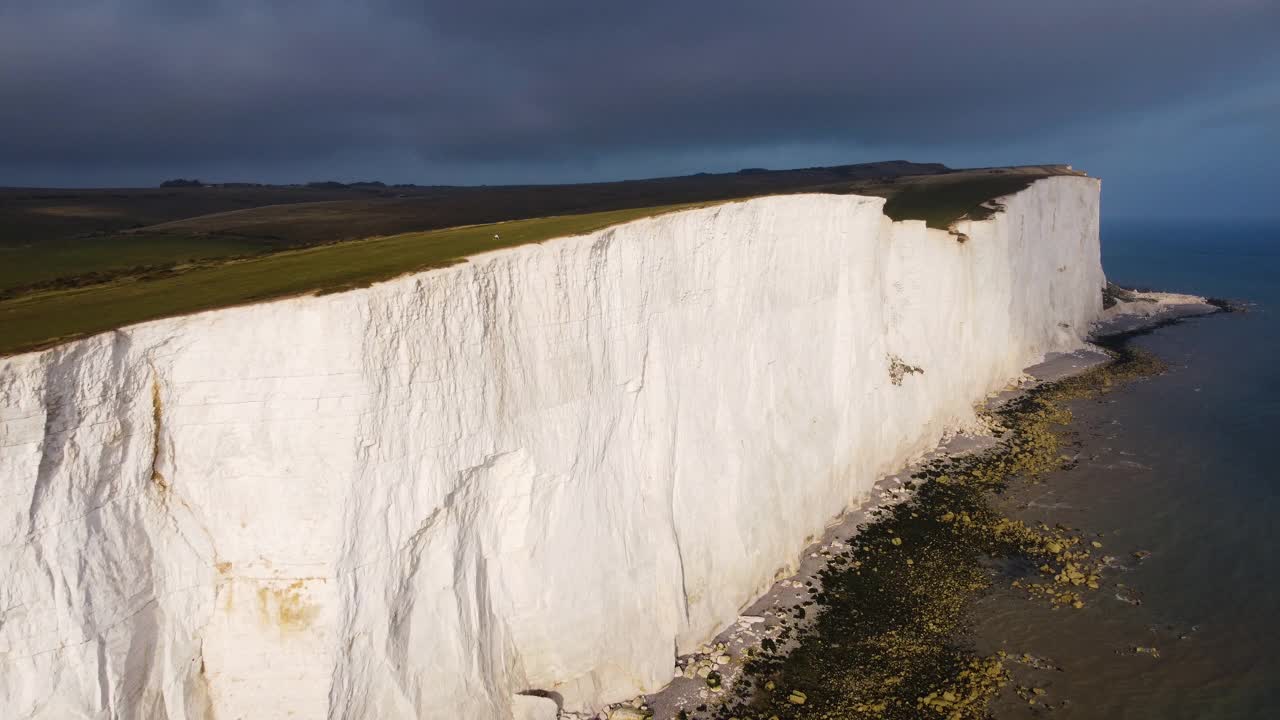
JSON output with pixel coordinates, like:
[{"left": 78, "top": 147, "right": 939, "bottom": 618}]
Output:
[{"left": 975, "top": 218, "right": 1280, "bottom": 719}]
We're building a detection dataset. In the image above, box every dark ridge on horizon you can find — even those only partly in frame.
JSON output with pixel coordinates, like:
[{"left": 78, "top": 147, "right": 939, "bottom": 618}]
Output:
[{"left": 0, "top": 159, "right": 955, "bottom": 192}]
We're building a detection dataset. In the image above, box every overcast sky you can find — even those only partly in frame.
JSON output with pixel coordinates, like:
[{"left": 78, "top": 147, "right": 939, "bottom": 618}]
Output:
[{"left": 1, "top": 1, "right": 1276, "bottom": 218}]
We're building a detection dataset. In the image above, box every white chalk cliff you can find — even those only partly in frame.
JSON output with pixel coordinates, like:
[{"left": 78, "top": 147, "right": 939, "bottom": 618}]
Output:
[{"left": 0, "top": 176, "right": 1104, "bottom": 719}]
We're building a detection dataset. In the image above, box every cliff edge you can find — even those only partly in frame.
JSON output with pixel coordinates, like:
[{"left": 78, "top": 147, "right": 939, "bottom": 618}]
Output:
[{"left": 0, "top": 176, "right": 1103, "bottom": 719}]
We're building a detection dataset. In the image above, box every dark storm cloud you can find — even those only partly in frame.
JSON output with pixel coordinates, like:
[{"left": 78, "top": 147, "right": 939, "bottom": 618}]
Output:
[{"left": 2, "top": 0, "right": 1278, "bottom": 212}]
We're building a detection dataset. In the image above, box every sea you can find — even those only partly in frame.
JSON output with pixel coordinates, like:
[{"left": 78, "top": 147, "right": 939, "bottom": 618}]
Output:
[{"left": 975, "top": 218, "right": 1280, "bottom": 719}]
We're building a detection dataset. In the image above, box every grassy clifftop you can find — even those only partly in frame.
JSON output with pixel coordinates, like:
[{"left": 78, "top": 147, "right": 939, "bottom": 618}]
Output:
[
  {"left": 0, "top": 204, "right": 711, "bottom": 355},
  {"left": 0, "top": 163, "right": 1084, "bottom": 356}
]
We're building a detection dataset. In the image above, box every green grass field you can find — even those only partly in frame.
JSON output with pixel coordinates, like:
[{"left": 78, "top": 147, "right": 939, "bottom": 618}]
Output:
[
  {"left": 0, "top": 164, "right": 1083, "bottom": 357},
  {"left": 0, "top": 232, "right": 270, "bottom": 292},
  {"left": 0, "top": 175, "right": 1023, "bottom": 297},
  {"left": 0, "top": 203, "right": 709, "bottom": 355}
]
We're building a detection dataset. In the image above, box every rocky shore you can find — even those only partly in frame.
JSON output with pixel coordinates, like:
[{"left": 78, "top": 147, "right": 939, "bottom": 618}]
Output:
[{"left": 586, "top": 289, "right": 1226, "bottom": 720}]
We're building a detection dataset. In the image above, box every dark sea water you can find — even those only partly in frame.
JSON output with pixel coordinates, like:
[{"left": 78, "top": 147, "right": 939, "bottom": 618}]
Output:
[{"left": 976, "top": 219, "right": 1280, "bottom": 719}]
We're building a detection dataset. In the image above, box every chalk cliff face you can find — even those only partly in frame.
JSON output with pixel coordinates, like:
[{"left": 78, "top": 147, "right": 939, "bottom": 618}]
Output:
[{"left": 0, "top": 177, "right": 1103, "bottom": 719}]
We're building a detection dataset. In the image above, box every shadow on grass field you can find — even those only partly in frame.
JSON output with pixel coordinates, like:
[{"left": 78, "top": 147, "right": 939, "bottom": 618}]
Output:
[
  {"left": 881, "top": 173, "right": 1048, "bottom": 229},
  {"left": 0, "top": 233, "right": 271, "bottom": 293}
]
